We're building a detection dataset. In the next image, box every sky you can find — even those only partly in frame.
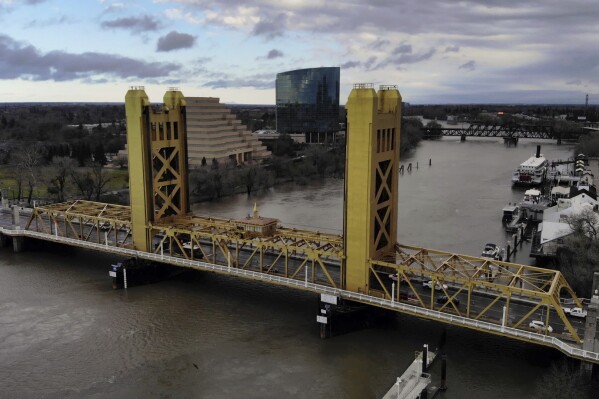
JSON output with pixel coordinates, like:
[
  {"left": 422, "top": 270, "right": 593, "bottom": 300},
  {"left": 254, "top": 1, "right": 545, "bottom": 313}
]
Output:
[{"left": 0, "top": 0, "right": 597, "bottom": 104}]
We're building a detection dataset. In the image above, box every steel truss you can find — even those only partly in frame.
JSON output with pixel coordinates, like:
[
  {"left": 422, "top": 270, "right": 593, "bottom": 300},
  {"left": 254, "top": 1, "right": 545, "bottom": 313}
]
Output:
[
  {"left": 150, "top": 214, "right": 344, "bottom": 288},
  {"left": 26, "top": 200, "right": 133, "bottom": 247},
  {"left": 425, "top": 123, "right": 555, "bottom": 139},
  {"left": 369, "top": 243, "right": 583, "bottom": 343},
  {"left": 24, "top": 201, "right": 586, "bottom": 345}
]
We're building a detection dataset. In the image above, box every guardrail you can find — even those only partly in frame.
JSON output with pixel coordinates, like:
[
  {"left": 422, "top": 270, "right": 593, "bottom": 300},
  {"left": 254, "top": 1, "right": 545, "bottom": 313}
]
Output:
[{"left": 2, "top": 226, "right": 598, "bottom": 364}]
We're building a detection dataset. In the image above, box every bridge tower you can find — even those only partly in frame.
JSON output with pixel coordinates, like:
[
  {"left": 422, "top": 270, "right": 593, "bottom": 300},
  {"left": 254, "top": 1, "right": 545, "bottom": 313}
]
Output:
[
  {"left": 344, "top": 84, "right": 402, "bottom": 292},
  {"left": 125, "top": 87, "right": 190, "bottom": 252}
]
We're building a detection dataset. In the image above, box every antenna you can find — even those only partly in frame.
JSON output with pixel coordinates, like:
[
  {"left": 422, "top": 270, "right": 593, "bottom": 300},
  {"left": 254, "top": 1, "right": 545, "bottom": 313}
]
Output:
[{"left": 586, "top": 93, "right": 589, "bottom": 108}]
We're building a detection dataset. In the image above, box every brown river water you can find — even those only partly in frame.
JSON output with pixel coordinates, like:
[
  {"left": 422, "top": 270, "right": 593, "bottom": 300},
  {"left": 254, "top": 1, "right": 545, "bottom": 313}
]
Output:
[{"left": 0, "top": 138, "right": 592, "bottom": 398}]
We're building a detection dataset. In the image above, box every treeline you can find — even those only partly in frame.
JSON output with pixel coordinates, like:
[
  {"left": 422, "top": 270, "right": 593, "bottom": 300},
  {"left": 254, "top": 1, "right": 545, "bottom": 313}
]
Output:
[
  {"left": 189, "top": 116, "right": 423, "bottom": 202},
  {"left": 404, "top": 104, "right": 599, "bottom": 122},
  {"left": 0, "top": 103, "right": 126, "bottom": 167}
]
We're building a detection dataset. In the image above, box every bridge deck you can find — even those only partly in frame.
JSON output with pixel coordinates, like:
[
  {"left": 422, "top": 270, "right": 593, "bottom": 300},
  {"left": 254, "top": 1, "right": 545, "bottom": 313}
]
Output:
[{"left": 0, "top": 201, "right": 597, "bottom": 363}]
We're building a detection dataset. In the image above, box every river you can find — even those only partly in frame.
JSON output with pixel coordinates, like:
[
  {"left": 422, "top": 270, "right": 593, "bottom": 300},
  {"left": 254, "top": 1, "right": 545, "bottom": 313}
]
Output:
[{"left": 0, "top": 138, "right": 588, "bottom": 398}]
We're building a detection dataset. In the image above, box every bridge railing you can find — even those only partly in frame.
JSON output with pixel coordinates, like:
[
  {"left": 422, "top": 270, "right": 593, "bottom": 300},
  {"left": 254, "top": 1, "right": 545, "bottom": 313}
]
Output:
[{"left": 2, "top": 227, "right": 598, "bottom": 364}]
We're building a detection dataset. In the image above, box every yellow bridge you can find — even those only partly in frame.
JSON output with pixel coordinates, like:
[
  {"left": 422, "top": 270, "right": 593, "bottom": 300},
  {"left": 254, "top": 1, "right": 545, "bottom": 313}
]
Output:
[{"left": 1, "top": 85, "right": 597, "bottom": 364}]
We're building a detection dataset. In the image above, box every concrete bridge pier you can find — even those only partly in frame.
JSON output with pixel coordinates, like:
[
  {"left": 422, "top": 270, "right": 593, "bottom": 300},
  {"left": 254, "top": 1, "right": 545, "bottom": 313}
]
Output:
[
  {"left": 12, "top": 206, "right": 20, "bottom": 229},
  {"left": 460, "top": 134, "right": 466, "bottom": 142},
  {"left": 317, "top": 294, "right": 386, "bottom": 339},
  {"left": 0, "top": 233, "right": 8, "bottom": 248},
  {"left": 582, "top": 272, "right": 599, "bottom": 374},
  {"left": 12, "top": 236, "right": 25, "bottom": 253}
]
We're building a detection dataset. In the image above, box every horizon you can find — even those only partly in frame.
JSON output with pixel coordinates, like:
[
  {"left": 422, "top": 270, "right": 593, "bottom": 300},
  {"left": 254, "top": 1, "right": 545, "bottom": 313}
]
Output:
[{"left": 0, "top": 1, "right": 597, "bottom": 104}]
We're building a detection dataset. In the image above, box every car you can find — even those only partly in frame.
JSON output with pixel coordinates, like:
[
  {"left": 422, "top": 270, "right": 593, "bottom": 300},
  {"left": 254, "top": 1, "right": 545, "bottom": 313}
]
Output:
[
  {"left": 399, "top": 292, "right": 418, "bottom": 302},
  {"left": 423, "top": 280, "right": 448, "bottom": 291},
  {"left": 436, "top": 295, "right": 460, "bottom": 306},
  {"left": 563, "top": 307, "right": 587, "bottom": 318},
  {"left": 182, "top": 241, "right": 200, "bottom": 251},
  {"left": 529, "top": 320, "right": 553, "bottom": 333}
]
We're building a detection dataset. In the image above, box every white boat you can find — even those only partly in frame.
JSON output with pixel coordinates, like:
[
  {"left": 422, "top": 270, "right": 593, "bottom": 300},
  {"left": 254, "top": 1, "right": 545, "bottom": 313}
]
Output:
[
  {"left": 481, "top": 243, "right": 500, "bottom": 260},
  {"left": 502, "top": 204, "right": 526, "bottom": 232},
  {"left": 512, "top": 145, "right": 548, "bottom": 186}
]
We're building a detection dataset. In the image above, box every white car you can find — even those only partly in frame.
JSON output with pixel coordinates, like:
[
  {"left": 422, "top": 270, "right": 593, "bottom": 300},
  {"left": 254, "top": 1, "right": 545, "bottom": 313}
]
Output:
[
  {"left": 529, "top": 320, "right": 553, "bottom": 333},
  {"left": 182, "top": 241, "right": 200, "bottom": 250},
  {"left": 563, "top": 307, "right": 587, "bottom": 318},
  {"left": 423, "top": 280, "right": 448, "bottom": 291}
]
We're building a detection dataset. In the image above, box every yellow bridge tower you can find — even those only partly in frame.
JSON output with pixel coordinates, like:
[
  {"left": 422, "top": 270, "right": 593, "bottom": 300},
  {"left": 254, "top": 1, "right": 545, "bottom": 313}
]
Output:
[
  {"left": 344, "top": 84, "right": 402, "bottom": 292},
  {"left": 125, "top": 87, "right": 190, "bottom": 252}
]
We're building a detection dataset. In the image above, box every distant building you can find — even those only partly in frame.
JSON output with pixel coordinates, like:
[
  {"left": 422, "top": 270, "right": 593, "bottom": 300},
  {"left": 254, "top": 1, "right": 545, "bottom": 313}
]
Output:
[
  {"left": 185, "top": 97, "right": 271, "bottom": 166},
  {"left": 276, "top": 67, "right": 340, "bottom": 143}
]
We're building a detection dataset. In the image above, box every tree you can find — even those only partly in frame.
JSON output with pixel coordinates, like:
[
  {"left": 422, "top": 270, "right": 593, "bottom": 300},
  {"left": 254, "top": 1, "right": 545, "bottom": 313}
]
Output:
[
  {"left": 532, "top": 360, "right": 591, "bottom": 399},
  {"left": 93, "top": 144, "right": 107, "bottom": 166},
  {"left": 564, "top": 207, "right": 599, "bottom": 240},
  {"left": 47, "top": 157, "right": 75, "bottom": 202},
  {"left": 115, "top": 153, "right": 128, "bottom": 169},
  {"left": 71, "top": 170, "right": 95, "bottom": 200},
  {"left": 14, "top": 143, "right": 45, "bottom": 204},
  {"left": 211, "top": 157, "right": 219, "bottom": 170},
  {"left": 242, "top": 166, "right": 257, "bottom": 196},
  {"left": 556, "top": 208, "right": 599, "bottom": 297},
  {"left": 424, "top": 120, "right": 443, "bottom": 140},
  {"left": 91, "top": 163, "right": 113, "bottom": 201},
  {"left": 201, "top": 156, "right": 207, "bottom": 167}
]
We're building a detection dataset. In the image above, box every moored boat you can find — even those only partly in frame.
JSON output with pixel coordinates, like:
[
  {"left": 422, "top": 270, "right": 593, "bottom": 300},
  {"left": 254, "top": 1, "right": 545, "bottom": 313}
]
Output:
[{"left": 512, "top": 145, "right": 548, "bottom": 186}]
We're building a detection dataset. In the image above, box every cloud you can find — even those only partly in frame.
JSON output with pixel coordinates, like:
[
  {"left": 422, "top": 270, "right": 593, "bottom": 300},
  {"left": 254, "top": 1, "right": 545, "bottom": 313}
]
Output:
[
  {"left": 156, "top": 31, "right": 196, "bottom": 52},
  {"left": 0, "top": 34, "right": 180, "bottom": 81},
  {"left": 26, "top": 15, "right": 69, "bottom": 28},
  {"left": 371, "top": 38, "right": 389, "bottom": 50},
  {"left": 458, "top": 60, "right": 476, "bottom": 71},
  {"left": 266, "top": 49, "right": 283, "bottom": 59},
  {"left": 341, "top": 60, "right": 361, "bottom": 69},
  {"left": 374, "top": 47, "right": 435, "bottom": 70},
  {"left": 203, "top": 73, "right": 274, "bottom": 89},
  {"left": 392, "top": 44, "right": 412, "bottom": 54},
  {"left": 566, "top": 79, "right": 582, "bottom": 86},
  {"left": 444, "top": 45, "right": 460, "bottom": 53},
  {"left": 101, "top": 15, "right": 161, "bottom": 33},
  {"left": 251, "top": 13, "right": 286, "bottom": 39}
]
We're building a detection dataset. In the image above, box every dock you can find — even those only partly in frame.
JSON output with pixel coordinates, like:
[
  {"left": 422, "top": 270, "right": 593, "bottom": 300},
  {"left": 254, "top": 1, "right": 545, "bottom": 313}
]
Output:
[{"left": 382, "top": 346, "right": 436, "bottom": 399}]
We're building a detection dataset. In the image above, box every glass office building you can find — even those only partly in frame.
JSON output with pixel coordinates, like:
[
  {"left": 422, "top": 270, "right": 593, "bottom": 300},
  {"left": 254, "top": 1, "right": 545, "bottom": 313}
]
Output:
[{"left": 276, "top": 67, "right": 340, "bottom": 143}]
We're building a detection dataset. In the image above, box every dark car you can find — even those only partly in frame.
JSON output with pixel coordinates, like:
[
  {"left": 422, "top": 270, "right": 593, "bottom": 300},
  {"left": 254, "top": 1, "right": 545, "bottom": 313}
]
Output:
[{"left": 436, "top": 295, "right": 460, "bottom": 306}]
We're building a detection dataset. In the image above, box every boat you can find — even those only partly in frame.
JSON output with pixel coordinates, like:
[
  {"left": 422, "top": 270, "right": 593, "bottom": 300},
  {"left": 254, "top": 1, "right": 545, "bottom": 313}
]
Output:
[
  {"left": 511, "top": 145, "right": 548, "bottom": 186},
  {"left": 502, "top": 203, "right": 526, "bottom": 232},
  {"left": 481, "top": 243, "right": 500, "bottom": 260}
]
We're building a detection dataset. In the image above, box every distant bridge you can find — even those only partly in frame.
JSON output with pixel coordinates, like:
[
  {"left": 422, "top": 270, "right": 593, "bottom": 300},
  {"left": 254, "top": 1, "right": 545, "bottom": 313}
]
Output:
[{"left": 422, "top": 122, "right": 566, "bottom": 142}]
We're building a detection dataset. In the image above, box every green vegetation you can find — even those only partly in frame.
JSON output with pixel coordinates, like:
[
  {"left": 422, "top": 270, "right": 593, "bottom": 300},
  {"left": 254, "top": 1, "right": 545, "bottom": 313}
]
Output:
[
  {"left": 532, "top": 360, "right": 593, "bottom": 399},
  {"left": 575, "top": 133, "right": 599, "bottom": 157}
]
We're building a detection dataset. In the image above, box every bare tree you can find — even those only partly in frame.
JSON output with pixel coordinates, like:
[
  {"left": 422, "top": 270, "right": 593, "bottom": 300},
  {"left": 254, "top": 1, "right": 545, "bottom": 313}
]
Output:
[
  {"left": 564, "top": 207, "right": 599, "bottom": 240},
  {"left": 47, "top": 157, "right": 75, "bottom": 202},
  {"left": 71, "top": 170, "right": 95, "bottom": 200},
  {"left": 91, "top": 163, "right": 113, "bottom": 201},
  {"left": 115, "top": 153, "right": 128, "bottom": 169},
  {"left": 14, "top": 144, "right": 45, "bottom": 204}
]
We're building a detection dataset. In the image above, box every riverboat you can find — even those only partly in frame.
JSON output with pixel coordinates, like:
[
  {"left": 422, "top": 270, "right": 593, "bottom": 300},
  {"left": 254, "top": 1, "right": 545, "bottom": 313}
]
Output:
[{"left": 511, "top": 145, "right": 548, "bottom": 186}]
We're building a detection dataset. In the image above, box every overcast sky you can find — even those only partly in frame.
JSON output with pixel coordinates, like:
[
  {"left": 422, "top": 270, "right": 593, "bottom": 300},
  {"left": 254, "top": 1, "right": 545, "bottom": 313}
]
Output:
[{"left": 0, "top": 0, "right": 597, "bottom": 104}]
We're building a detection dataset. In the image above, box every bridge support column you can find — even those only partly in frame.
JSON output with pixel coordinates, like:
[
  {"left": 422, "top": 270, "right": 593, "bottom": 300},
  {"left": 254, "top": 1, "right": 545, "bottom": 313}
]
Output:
[
  {"left": 317, "top": 294, "right": 387, "bottom": 338},
  {"left": 344, "top": 84, "right": 401, "bottom": 293},
  {"left": 12, "top": 236, "right": 25, "bottom": 253},
  {"left": 582, "top": 272, "right": 599, "bottom": 373},
  {"left": 460, "top": 134, "right": 466, "bottom": 142},
  {"left": 0, "top": 233, "right": 8, "bottom": 248},
  {"left": 12, "top": 206, "right": 20, "bottom": 229}
]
